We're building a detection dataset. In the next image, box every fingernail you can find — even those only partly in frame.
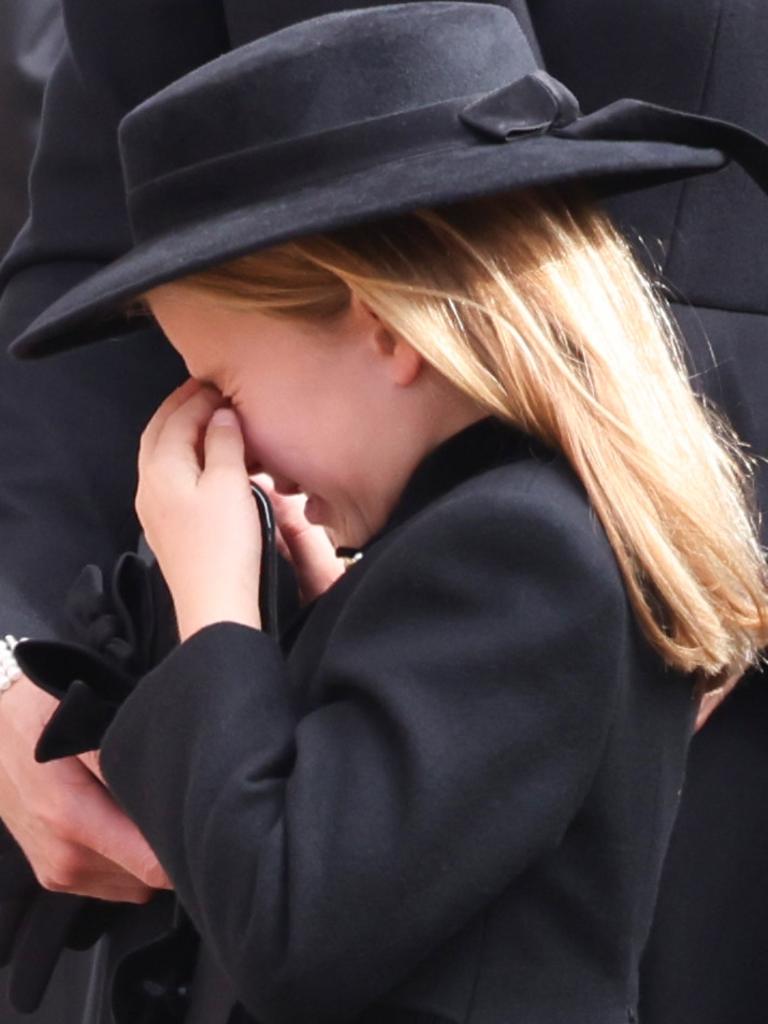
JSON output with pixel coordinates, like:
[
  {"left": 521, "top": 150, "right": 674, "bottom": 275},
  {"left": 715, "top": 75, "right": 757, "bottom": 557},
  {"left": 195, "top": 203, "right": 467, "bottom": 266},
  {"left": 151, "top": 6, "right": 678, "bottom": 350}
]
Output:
[{"left": 211, "top": 407, "right": 237, "bottom": 427}]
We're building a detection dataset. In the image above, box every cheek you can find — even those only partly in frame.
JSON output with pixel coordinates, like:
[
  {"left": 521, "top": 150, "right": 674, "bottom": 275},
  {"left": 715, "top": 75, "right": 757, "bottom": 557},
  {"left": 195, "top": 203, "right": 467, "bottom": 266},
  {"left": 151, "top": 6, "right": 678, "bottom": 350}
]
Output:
[
  {"left": 232, "top": 388, "right": 315, "bottom": 477},
  {"left": 231, "top": 357, "right": 363, "bottom": 485},
  {"left": 229, "top": 390, "right": 280, "bottom": 463}
]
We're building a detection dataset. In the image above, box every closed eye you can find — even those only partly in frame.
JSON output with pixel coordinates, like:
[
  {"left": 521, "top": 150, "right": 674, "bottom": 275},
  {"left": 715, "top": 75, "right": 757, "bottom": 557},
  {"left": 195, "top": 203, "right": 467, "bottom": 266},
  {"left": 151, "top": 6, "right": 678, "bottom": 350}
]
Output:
[{"left": 193, "top": 373, "right": 231, "bottom": 400}]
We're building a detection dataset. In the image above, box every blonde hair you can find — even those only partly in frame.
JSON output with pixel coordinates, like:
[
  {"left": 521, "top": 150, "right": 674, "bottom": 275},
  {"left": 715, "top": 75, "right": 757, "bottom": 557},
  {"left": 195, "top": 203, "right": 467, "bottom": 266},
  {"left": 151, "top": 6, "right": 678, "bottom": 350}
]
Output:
[{"left": 141, "top": 181, "right": 768, "bottom": 685}]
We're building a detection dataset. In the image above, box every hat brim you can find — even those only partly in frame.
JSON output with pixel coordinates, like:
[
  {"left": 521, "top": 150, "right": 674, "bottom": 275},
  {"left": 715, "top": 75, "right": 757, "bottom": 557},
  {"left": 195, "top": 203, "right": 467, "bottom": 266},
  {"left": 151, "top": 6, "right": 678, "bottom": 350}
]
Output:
[{"left": 8, "top": 136, "right": 727, "bottom": 360}]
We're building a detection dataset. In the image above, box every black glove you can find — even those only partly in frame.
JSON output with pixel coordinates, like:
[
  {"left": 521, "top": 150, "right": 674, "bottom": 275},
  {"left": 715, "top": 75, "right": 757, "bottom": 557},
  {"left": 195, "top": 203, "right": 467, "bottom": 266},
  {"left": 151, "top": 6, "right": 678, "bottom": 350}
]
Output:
[
  {"left": 4, "top": 484, "right": 295, "bottom": 1017},
  {"left": 2, "top": 543, "right": 179, "bottom": 1013}
]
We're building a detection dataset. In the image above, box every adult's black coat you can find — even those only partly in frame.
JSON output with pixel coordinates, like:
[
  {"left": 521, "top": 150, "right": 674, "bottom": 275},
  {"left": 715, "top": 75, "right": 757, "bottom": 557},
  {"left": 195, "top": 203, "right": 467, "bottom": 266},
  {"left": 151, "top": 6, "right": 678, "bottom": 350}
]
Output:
[
  {"left": 0, "top": 0, "right": 64, "bottom": 258},
  {"left": 1, "top": 0, "right": 765, "bottom": 639},
  {"left": 530, "top": 7, "right": 768, "bottom": 1022},
  {"left": 0, "top": 1, "right": 765, "bottom": 1022},
  {"left": 87, "top": 414, "right": 694, "bottom": 1023}
]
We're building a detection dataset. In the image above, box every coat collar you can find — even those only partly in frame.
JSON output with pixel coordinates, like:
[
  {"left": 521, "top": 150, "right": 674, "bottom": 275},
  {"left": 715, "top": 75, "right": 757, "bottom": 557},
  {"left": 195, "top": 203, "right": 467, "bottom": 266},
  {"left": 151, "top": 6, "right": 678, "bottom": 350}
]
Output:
[
  {"left": 279, "top": 415, "right": 550, "bottom": 651},
  {"left": 335, "top": 414, "right": 549, "bottom": 559}
]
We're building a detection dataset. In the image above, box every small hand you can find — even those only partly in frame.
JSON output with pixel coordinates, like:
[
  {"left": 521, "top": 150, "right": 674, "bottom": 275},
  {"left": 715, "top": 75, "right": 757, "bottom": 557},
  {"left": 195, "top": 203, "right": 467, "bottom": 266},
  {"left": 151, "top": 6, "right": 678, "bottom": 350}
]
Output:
[
  {"left": 136, "top": 378, "right": 263, "bottom": 642},
  {"left": 250, "top": 473, "right": 346, "bottom": 605}
]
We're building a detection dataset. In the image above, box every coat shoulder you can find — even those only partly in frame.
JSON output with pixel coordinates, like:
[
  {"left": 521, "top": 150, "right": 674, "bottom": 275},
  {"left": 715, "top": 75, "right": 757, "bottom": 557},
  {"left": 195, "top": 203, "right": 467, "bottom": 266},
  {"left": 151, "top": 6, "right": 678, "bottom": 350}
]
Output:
[{"left": 372, "top": 446, "right": 626, "bottom": 607}]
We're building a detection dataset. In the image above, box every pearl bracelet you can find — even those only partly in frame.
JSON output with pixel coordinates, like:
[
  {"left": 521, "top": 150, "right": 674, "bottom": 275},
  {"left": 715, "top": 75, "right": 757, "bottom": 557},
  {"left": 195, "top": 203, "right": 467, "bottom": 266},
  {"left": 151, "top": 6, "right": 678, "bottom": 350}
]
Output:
[{"left": 0, "top": 634, "right": 28, "bottom": 692}]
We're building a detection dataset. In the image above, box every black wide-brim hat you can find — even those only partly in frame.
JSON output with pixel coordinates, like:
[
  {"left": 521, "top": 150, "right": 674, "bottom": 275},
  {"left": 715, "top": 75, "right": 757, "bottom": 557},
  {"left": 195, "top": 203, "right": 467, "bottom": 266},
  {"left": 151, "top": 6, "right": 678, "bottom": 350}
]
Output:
[{"left": 9, "top": 0, "right": 768, "bottom": 360}]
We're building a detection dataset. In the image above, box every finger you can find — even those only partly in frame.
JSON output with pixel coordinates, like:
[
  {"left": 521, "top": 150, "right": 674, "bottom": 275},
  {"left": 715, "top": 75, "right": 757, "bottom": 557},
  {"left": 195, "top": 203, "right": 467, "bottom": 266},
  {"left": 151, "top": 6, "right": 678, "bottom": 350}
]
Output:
[
  {"left": 253, "top": 474, "right": 344, "bottom": 597},
  {"left": 274, "top": 523, "right": 292, "bottom": 563},
  {"left": 149, "top": 385, "right": 225, "bottom": 483},
  {"left": 250, "top": 473, "right": 309, "bottom": 532},
  {"left": 44, "top": 864, "right": 158, "bottom": 903},
  {"left": 139, "top": 376, "right": 203, "bottom": 458},
  {"left": 282, "top": 517, "right": 345, "bottom": 597},
  {"left": 76, "top": 749, "right": 106, "bottom": 788},
  {"left": 42, "top": 842, "right": 165, "bottom": 901},
  {"left": 203, "top": 406, "right": 247, "bottom": 473},
  {"left": 75, "top": 844, "right": 173, "bottom": 893},
  {"left": 64, "top": 776, "right": 172, "bottom": 889},
  {"left": 249, "top": 475, "right": 299, "bottom": 562},
  {"left": 65, "top": 884, "right": 154, "bottom": 904}
]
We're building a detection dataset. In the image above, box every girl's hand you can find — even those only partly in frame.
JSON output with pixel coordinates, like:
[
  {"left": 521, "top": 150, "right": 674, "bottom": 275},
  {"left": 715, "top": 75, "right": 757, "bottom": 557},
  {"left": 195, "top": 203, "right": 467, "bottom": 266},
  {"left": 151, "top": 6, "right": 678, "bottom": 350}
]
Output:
[
  {"left": 136, "top": 378, "right": 263, "bottom": 643},
  {"left": 250, "top": 473, "right": 346, "bottom": 605}
]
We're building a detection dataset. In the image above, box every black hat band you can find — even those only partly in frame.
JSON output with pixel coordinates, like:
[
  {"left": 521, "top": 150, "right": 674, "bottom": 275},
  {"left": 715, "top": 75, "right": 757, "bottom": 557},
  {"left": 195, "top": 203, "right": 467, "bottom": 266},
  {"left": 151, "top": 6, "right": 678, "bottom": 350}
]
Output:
[
  {"left": 126, "top": 70, "right": 583, "bottom": 242},
  {"left": 126, "top": 64, "right": 768, "bottom": 246}
]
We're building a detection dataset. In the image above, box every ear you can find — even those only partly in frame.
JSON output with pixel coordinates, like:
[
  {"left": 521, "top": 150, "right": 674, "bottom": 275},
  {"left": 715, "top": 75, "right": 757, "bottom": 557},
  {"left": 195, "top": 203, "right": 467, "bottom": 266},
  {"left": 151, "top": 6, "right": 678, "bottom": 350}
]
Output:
[
  {"left": 349, "top": 292, "right": 423, "bottom": 387},
  {"left": 385, "top": 333, "right": 423, "bottom": 387}
]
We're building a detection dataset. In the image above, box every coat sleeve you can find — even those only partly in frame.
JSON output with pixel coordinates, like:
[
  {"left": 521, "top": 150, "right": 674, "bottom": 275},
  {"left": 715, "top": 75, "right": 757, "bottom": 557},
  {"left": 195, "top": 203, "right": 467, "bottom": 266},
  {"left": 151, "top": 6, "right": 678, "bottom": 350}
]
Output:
[{"left": 98, "top": 483, "right": 628, "bottom": 1024}]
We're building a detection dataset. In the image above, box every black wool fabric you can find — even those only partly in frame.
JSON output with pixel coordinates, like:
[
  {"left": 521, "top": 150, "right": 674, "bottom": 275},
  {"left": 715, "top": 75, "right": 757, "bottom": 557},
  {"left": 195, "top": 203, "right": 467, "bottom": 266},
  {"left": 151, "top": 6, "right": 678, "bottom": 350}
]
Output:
[
  {"left": 94, "top": 417, "right": 696, "bottom": 1024},
  {"left": 1, "top": 2, "right": 764, "bottom": 1020},
  {"left": 530, "top": 5, "right": 768, "bottom": 1020}
]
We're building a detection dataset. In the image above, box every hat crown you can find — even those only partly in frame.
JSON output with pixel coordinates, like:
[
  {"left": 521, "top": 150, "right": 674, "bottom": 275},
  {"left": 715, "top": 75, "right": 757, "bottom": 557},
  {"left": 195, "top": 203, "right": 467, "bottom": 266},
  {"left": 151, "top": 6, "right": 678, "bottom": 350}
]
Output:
[
  {"left": 120, "top": 2, "right": 538, "bottom": 192},
  {"left": 15, "top": 2, "right": 768, "bottom": 360}
]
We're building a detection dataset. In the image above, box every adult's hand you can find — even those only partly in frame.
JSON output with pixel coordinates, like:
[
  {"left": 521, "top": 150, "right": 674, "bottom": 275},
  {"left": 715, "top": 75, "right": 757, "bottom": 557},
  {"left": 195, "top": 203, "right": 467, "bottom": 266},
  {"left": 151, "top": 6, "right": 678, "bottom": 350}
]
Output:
[{"left": 0, "top": 673, "right": 171, "bottom": 902}]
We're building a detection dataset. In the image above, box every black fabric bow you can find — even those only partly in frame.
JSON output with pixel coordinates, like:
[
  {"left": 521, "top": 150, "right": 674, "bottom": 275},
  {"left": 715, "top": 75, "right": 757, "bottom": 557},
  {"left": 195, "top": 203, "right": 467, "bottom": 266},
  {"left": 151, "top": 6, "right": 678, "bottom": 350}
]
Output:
[
  {"left": 13, "top": 548, "right": 179, "bottom": 762},
  {"left": 0, "top": 545, "right": 180, "bottom": 1013},
  {"left": 459, "top": 69, "right": 581, "bottom": 140},
  {"left": 16, "top": 476, "right": 277, "bottom": 763},
  {"left": 459, "top": 67, "right": 768, "bottom": 199}
]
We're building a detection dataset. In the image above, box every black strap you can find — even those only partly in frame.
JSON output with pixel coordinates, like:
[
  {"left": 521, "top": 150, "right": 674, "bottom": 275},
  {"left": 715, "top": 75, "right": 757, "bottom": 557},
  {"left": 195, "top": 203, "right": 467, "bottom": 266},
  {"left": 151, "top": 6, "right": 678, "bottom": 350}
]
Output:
[{"left": 250, "top": 481, "right": 279, "bottom": 639}]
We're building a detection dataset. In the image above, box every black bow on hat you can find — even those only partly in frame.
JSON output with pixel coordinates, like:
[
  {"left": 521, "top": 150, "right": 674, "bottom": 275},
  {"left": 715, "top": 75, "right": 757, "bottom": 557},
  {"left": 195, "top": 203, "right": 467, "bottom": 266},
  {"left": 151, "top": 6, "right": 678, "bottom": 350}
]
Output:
[{"left": 8, "top": 0, "right": 768, "bottom": 360}]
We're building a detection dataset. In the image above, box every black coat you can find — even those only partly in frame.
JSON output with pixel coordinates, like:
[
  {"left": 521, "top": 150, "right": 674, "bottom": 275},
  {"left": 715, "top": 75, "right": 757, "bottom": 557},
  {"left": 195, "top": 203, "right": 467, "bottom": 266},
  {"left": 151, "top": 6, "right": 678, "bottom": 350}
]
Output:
[
  {"left": 90, "top": 415, "right": 694, "bottom": 1024},
  {"left": 1, "top": 0, "right": 765, "bottom": 641},
  {"left": 0, "top": 0, "right": 63, "bottom": 257},
  {"left": 533, "top": 6, "right": 768, "bottom": 1022},
  {"left": 0, "top": 1, "right": 765, "bottom": 1022}
]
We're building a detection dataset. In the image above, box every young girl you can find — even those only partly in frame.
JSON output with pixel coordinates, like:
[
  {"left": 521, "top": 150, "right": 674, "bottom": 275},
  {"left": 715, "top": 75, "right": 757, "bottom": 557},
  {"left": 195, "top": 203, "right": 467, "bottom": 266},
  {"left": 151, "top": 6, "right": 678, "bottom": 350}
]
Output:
[{"left": 8, "top": 3, "right": 768, "bottom": 1022}]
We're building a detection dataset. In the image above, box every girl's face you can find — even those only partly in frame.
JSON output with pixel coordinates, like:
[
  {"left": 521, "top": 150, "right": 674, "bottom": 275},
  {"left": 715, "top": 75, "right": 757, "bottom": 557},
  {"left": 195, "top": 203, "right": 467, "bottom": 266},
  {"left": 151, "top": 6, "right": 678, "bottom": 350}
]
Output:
[{"left": 146, "top": 284, "right": 475, "bottom": 549}]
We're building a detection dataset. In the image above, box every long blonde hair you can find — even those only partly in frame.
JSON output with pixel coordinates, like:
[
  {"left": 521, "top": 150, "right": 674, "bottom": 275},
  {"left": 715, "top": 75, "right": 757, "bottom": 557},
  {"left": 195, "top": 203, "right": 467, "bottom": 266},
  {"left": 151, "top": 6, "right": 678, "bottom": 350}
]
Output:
[{"left": 142, "top": 181, "right": 768, "bottom": 684}]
